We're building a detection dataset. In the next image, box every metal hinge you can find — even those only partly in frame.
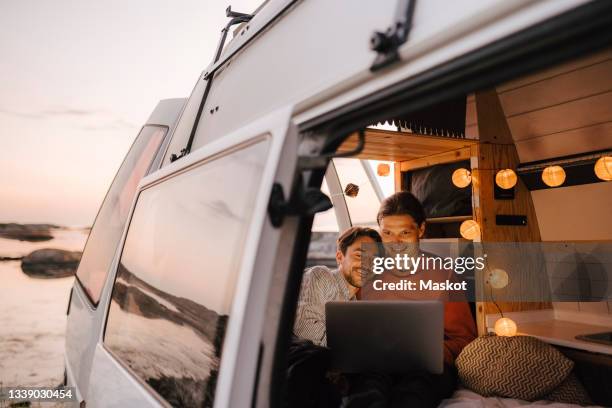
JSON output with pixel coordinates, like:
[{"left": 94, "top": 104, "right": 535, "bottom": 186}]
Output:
[{"left": 370, "top": 0, "right": 416, "bottom": 71}]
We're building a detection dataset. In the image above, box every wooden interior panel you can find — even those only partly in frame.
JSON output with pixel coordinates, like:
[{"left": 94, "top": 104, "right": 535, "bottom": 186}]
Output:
[
  {"left": 473, "top": 90, "right": 550, "bottom": 334},
  {"left": 506, "top": 91, "right": 612, "bottom": 142},
  {"left": 497, "top": 48, "right": 612, "bottom": 92},
  {"left": 516, "top": 121, "right": 612, "bottom": 163},
  {"left": 465, "top": 93, "right": 478, "bottom": 139},
  {"left": 399, "top": 147, "right": 471, "bottom": 172},
  {"left": 337, "top": 127, "right": 476, "bottom": 162},
  {"left": 498, "top": 59, "right": 612, "bottom": 117}
]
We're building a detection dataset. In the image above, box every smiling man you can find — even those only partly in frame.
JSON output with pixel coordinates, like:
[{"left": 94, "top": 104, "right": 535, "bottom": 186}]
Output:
[
  {"left": 355, "top": 191, "right": 477, "bottom": 408},
  {"left": 293, "top": 226, "right": 382, "bottom": 346}
]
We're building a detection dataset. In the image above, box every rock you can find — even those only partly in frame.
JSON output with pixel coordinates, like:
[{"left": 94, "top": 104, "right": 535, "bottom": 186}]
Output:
[
  {"left": 0, "top": 223, "right": 58, "bottom": 242},
  {"left": 21, "top": 249, "right": 82, "bottom": 278}
]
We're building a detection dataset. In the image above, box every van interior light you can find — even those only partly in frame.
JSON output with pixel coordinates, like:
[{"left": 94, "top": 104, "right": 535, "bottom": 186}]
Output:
[
  {"left": 541, "top": 165, "right": 566, "bottom": 187},
  {"left": 452, "top": 168, "right": 472, "bottom": 188},
  {"left": 494, "top": 317, "right": 517, "bottom": 337},
  {"left": 495, "top": 169, "right": 517, "bottom": 189},
  {"left": 488, "top": 268, "right": 509, "bottom": 289},
  {"left": 460, "top": 220, "right": 480, "bottom": 240},
  {"left": 377, "top": 163, "right": 391, "bottom": 177},
  {"left": 594, "top": 156, "right": 612, "bottom": 181}
]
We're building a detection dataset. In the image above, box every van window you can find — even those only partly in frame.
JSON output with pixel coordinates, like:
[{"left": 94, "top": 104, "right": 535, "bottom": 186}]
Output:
[
  {"left": 76, "top": 125, "right": 167, "bottom": 305},
  {"left": 334, "top": 158, "right": 384, "bottom": 228},
  {"left": 104, "top": 139, "right": 270, "bottom": 408},
  {"left": 311, "top": 179, "right": 339, "bottom": 233}
]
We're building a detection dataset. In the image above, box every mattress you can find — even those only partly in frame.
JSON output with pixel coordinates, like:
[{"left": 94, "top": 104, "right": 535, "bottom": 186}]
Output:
[{"left": 439, "top": 388, "right": 602, "bottom": 408}]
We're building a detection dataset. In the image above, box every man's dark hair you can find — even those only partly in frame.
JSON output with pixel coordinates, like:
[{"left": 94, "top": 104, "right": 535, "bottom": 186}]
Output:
[
  {"left": 377, "top": 191, "right": 426, "bottom": 226},
  {"left": 337, "top": 226, "right": 382, "bottom": 255}
]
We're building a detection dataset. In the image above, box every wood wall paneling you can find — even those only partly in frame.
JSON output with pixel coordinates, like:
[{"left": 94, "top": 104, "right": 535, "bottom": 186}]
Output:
[
  {"left": 507, "top": 91, "right": 612, "bottom": 142},
  {"left": 497, "top": 48, "right": 612, "bottom": 93},
  {"left": 473, "top": 91, "right": 550, "bottom": 334},
  {"left": 337, "top": 128, "right": 476, "bottom": 162},
  {"left": 498, "top": 59, "right": 612, "bottom": 117},
  {"left": 516, "top": 121, "right": 612, "bottom": 163}
]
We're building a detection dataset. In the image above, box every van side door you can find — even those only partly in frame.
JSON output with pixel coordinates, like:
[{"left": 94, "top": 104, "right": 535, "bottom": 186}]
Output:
[{"left": 85, "top": 107, "right": 299, "bottom": 407}]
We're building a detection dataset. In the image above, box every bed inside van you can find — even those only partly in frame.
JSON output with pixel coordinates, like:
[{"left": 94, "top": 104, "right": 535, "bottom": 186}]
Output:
[{"left": 296, "top": 47, "right": 612, "bottom": 407}]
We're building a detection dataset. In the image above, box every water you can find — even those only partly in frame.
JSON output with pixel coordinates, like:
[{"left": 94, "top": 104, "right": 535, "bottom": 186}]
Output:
[{"left": 0, "top": 228, "right": 89, "bottom": 388}]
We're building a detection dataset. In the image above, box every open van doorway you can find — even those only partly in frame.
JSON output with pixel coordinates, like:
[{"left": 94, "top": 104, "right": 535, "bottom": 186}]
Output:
[{"left": 275, "top": 44, "right": 612, "bottom": 407}]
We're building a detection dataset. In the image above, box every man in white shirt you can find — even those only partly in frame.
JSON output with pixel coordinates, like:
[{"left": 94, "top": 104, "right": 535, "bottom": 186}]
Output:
[{"left": 293, "top": 226, "right": 382, "bottom": 346}]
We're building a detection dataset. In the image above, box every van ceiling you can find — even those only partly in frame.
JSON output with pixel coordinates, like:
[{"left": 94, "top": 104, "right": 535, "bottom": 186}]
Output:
[{"left": 495, "top": 47, "right": 612, "bottom": 164}]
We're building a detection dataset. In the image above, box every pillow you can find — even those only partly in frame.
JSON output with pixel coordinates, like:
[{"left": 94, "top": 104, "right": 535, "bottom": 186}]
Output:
[
  {"left": 456, "top": 335, "right": 574, "bottom": 401},
  {"left": 545, "top": 372, "right": 592, "bottom": 406}
]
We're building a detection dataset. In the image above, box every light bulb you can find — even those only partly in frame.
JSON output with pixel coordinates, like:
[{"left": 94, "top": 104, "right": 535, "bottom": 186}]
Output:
[
  {"left": 488, "top": 268, "right": 509, "bottom": 289},
  {"left": 495, "top": 169, "right": 517, "bottom": 189},
  {"left": 452, "top": 168, "right": 472, "bottom": 188},
  {"left": 377, "top": 163, "right": 391, "bottom": 177},
  {"left": 494, "top": 317, "right": 517, "bottom": 337},
  {"left": 542, "top": 166, "right": 566, "bottom": 187},
  {"left": 594, "top": 156, "right": 612, "bottom": 181},
  {"left": 460, "top": 220, "right": 480, "bottom": 240}
]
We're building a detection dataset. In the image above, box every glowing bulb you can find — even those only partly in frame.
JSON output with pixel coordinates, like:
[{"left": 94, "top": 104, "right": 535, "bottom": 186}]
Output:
[
  {"left": 594, "top": 156, "right": 612, "bottom": 181},
  {"left": 377, "top": 163, "right": 391, "bottom": 177},
  {"left": 494, "top": 317, "right": 517, "bottom": 337},
  {"left": 460, "top": 220, "right": 480, "bottom": 240},
  {"left": 452, "top": 168, "right": 472, "bottom": 188},
  {"left": 488, "top": 268, "right": 509, "bottom": 289},
  {"left": 542, "top": 166, "right": 566, "bottom": 187},
  {"left": 495, "top": 169, "right": 517, "bottom": 189}
]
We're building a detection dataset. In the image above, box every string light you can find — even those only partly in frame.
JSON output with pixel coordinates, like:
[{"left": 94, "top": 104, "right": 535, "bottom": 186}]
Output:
[
  {"left": 495, "top": 169, "right": 517, "bottom": 189},
  {"left": 377, "top": 163, "right": 391, "bottom": 177},
  {"left": 542, "top": 166, "right": 566, "bottom": 187},
  {"left": 594, "top": 156, "right": 612, "bottom": 181},
  {"left": 495, "top": 317, "right": 517, "bottom": 337},
  {"left": 488, "top": 268, "right": 509, "bottom": 289},
  {"left": 452, "top": 168, "right": 472, "bottom": 188},
  {"left": 460, "top": 220, "right": 480, "bottom": 240}
]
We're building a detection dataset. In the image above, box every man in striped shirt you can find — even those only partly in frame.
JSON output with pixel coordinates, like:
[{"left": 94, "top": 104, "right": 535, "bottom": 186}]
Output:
[{"left": 293, "top": 226, "right": 382, "bottom": 346}]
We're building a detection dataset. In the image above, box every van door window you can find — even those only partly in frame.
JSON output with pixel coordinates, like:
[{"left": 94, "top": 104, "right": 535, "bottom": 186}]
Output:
[
  {"left": 104, "top": 139, "right": 270, "bottom": 407},
  {"left": 333, "top": 158, "right": 394, "bottom": 228},
  {"left": 76, "top": 125, "right": 167, "bottom": 305}
]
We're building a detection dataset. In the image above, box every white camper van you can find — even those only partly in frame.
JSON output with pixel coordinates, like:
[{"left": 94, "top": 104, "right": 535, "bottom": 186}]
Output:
[{"left": 64, "top": 0, "right": 612, "bottom": 407}]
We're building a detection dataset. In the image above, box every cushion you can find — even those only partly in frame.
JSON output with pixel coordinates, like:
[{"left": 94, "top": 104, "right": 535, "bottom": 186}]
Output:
[
  {"left": 456, "top": 335, "right": 574, "bottom": 401},
  {"left": 545, "top": 372, "right": 592, "bottom": 406}
]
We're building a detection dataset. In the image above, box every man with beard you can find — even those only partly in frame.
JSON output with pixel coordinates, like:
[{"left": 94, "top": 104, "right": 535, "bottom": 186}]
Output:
[{"left": 294, "top": 226, "right": 382, "bottom": 345}]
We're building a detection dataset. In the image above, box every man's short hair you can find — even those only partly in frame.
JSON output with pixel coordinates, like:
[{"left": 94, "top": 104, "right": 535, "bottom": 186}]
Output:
[
  {"left": 337, "top": 226, "right": 382, "bottom": 255},
  {"left": 377, "top": 191, "right": 426, "bottom": 226}
]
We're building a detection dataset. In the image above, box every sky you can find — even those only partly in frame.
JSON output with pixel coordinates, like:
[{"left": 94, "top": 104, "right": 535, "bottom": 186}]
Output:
[{"left": 0, "top": 0, "right": 261, "bottom": 226}]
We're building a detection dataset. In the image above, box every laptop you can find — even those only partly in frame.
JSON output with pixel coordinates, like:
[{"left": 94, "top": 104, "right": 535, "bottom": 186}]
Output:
[{"left": 325, "top": 301, "right": 444, "bottom": 374}]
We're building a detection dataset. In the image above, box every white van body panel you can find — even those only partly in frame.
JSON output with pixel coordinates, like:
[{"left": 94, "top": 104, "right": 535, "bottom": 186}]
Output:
[
  {"left": 64, "top": 98, "right": 185, "bottom": 403},
  {"left": 295, "top": 0, "right": 590, "bottom": 125},
  {"left": 84, "top": 106, "right": 298, "bottom": 407},
  {"left": 182, "top": 0, "right": 588, "bottom": 153},
  {"left": 87, "top": 346, "right": 164, "bottom": 408}
]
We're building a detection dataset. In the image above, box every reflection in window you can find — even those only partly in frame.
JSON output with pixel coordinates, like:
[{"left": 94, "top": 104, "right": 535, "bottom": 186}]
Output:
[
  {"left": 76, "top": 126, "right": 166, "bottom": 305},
  {"left": 104, "top": 140, "right": 270, "bottom": 408}
]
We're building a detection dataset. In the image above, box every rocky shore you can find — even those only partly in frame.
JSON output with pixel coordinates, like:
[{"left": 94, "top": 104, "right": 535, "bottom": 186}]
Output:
[
  {"left": 20, "top": 248, "right": 82, "bottom": 279},
  {"left": 0, "top": 223, "right": 58, "bottom": 242}
]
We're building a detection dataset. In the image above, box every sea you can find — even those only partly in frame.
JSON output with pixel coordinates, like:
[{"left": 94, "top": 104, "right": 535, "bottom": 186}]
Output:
[{"left": 0, "top": 228, "right": 89, "bottom": 389}]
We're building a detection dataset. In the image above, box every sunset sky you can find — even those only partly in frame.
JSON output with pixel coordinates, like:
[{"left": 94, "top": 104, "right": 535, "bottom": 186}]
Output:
[{"left": 0, "top": 0, "right": 261, "bottom": 226}]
